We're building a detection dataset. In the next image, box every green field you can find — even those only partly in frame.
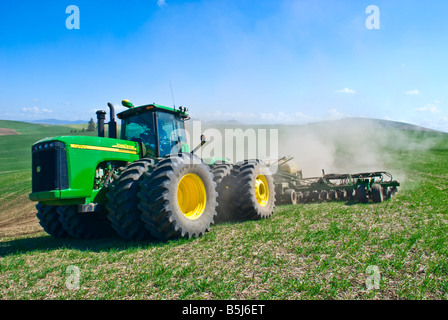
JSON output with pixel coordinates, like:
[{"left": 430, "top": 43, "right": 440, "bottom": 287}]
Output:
[{"left": 0, "top": 119, "right": 447, "bottom": 300}]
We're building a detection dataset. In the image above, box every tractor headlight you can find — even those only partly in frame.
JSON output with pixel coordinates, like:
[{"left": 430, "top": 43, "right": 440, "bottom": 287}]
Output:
[{"left": 32, "top": 141, "right": 65, "bottom": 152}]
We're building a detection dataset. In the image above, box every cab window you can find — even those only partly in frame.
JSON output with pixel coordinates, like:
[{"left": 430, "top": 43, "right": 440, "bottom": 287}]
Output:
[
  {"left": 122, "top": 112, "right": 157, "bottom": 157},
  {"left": 157, "top": 111, "right": 187, "bottom": 156}
]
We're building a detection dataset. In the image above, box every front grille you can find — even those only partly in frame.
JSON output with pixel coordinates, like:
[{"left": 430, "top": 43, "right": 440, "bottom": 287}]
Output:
[{"left": 32, "top": 141, "right": 69, "bottom": 193}]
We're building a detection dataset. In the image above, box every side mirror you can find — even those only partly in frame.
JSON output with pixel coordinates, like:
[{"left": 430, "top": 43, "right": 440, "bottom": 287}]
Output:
[{"left": 191, "top": 134, "right": 207, "bottom": 154}]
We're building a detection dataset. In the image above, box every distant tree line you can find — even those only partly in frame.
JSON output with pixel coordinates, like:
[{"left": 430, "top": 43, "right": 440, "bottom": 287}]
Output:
[{"left": 70, "top": 118, "right": 96, "bottom": 133}]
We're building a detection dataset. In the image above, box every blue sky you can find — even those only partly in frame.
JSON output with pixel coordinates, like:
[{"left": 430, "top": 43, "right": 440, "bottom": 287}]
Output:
[{"left": 1, "top": 0, "right": 447, "bottom": 131}]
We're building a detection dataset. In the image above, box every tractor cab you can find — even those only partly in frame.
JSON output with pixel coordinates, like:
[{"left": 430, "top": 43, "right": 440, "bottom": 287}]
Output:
[{"left": 117, "top": 100, "right": 190, "bottom": 157}]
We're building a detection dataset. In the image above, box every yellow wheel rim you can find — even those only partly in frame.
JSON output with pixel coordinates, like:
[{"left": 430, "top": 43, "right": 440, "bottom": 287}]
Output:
[
  {"left": 255, "top": 174, "right": 269, "bottom": 207},
  {"left": 177, "top": 173, "right": 207, "bottom": 220}
]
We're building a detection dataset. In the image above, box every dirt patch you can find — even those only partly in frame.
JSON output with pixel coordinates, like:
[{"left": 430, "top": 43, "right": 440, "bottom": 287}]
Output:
[
  {"left": 0, "top": 128, "right": 20, "bottom": 136},
  {"left": 0, "top": 194, "right": 42, "bottom": 237}
]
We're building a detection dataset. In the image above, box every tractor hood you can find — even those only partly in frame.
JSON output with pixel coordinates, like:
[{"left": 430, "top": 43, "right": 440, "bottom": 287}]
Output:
[
  {"left": 29, "top": 135, "right": 140, "bottom": 205},
  {"left": 32, "top": 135, "right": 140, "bottom": 155}
]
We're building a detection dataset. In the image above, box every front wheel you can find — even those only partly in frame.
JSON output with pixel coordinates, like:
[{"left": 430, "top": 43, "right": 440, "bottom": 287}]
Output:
[
  {"left": 57, "top": 205, "right": 115, "bottom": 240},
  {"left": 106, "top": 158, "right": 155, "bottom": 241},
  {"left": 36, "top": 203, "right": 69, "bottom": 238},
  {"left": 138, "top": 153, "right": 217, "bottom": 240}
]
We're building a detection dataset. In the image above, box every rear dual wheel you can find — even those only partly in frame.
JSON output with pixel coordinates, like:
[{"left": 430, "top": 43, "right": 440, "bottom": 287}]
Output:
[
  {"left": 229, "top": 160, "right": 276, "bottom": 221},
  {"left": 211, "top": 163, "right": 235, "bottom": 223}
]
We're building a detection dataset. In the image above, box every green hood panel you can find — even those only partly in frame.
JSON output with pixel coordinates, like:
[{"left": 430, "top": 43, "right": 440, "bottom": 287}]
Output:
[
  {"left": 35, "top": 136, "right": 140, "bottom": 154},
  {"left": 30, "top": 135, "right": 140, "bottom": 205}
]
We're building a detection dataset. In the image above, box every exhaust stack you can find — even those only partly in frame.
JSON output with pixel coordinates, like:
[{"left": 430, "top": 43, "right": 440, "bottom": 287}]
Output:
[
  {"left": 96, "top": 110, "right": 106, "bottom": 137},
  {"left": 107, "top": 102, "right": 117, "bottom": 139}
]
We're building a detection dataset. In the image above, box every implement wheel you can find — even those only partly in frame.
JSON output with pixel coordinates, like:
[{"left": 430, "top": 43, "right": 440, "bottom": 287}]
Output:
[
  {"left": 371, "top": 184, "right": 383, "bottom": 203},
  {"left": 284, "top": 189, "right": 297, "bottom": 205},
  {"left": 356, "top": 185, "right": 368, "bottom": 203},
  {"left": 138, "top": 153, "right": 217, "bottom": 240},
  {"left": 230, "top": 160, "right": 276, "bottom": 220}
]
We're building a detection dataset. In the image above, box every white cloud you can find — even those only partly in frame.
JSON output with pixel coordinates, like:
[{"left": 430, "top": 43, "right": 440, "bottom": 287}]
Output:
[
  {"left": 414, "top": 103, "right": 441, "bottom": 113},
  {"left": 326, "top": 108, "right": 345, "bottom": 120},
  {"left": 157, "top": 0, "right": 167, "bottom": 7},
  {"left": 21, "top": 107, "right": 52, "bottom": 114},
  {"left": 22, "top": 107, "right": 39, "bottom": 113},
  {"left": 406, "top": 89, "right": 420, "bottom": 95},
  {"left": 335, "top": 87, "right": 355, "bottom": 94}
]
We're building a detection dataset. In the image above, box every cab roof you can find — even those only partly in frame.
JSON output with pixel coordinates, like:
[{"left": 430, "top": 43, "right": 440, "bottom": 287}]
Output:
[{"left": 117, "top": 103, "right": 189, "bottom": 120}]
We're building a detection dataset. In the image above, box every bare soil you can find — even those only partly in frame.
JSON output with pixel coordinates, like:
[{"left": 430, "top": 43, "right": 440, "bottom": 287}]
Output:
[
  {"left": 0, "top": 194, "right": 41, "bottom": 237},
  {"left": 0, "top": 128, "right": 21, "bottom": 136}
]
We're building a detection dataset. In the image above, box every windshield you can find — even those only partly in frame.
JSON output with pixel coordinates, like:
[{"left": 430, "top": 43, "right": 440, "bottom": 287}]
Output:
[
  {"left": 157, "top": 111, "right": 187, "bottom": 156},
  {"left": 121, "top": 110, "right": 187, "bottom": 157},
  {"left": 122, "top": 112, "right": 157, "bottom": 157}
]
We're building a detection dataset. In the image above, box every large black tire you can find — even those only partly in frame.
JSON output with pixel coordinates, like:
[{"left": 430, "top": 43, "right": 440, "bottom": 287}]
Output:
[
  {"left": 211, "top": 163, "right": 237, "bottom": 223},
  {"left": 36, "top": 203, "right": 69, "bottom": 238},
  {"left": 57, "top": 205, "right": 116, "bottom": 240},
  {"left": 138, "top": 153, "right": 218, "bottom": 240},
  {"left": 229, "top": 160, "right": 276, "bottom": 220},
  {"left": 106, "top": 158, "right": 155, "bottom": 241},
  {"left": 371, "top": 183, "right": 383, "bottom": 203}
]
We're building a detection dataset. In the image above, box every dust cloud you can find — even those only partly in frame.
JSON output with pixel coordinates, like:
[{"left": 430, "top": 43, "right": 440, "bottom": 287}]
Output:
[
  {"left": 186, "top": 118, "right": 440, "bottom": 181},
  {"left": 277, "top": 118, "right": 439, "bottom": 181}
]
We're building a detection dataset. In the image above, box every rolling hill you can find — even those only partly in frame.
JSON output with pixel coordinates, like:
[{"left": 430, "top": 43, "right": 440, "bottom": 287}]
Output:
[{"left": 28, "top": 119, "right": 90, "bottom": 125}]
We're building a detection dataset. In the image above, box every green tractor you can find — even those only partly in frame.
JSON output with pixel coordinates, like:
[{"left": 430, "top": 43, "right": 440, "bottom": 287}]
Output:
[{"left": 29, "top": 100, "right": 276, "bottom": 240}]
